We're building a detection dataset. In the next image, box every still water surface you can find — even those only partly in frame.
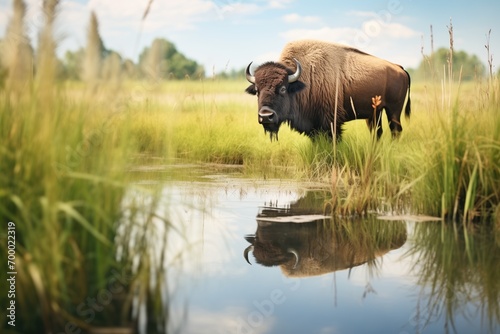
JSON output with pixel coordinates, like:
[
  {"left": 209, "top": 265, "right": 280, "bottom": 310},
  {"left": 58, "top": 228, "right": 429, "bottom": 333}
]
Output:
[{"left": 132, "top": 164, "right": 499, "bottom": 334}]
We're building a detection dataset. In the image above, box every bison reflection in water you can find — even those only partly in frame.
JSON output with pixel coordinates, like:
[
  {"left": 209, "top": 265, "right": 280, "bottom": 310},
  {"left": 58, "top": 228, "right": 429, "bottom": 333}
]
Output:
[
  {"left": 243, "top": 196, "right": 407, "bottom": 277},
  {"left": 245, "top": 39, "right": 411, "bottom": 141}
]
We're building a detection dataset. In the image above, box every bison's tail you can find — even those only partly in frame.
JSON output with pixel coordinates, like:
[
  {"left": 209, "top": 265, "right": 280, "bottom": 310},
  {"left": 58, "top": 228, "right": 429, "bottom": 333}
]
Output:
[{"left": 403, "top": 68, "right": 411, "bottom": 119}]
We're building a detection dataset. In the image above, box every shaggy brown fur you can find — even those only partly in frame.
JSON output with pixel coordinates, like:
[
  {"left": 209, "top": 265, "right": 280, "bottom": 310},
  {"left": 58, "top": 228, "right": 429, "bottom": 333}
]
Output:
[{"left": 246, "top": 39, "right": 411, "bottom": 139}]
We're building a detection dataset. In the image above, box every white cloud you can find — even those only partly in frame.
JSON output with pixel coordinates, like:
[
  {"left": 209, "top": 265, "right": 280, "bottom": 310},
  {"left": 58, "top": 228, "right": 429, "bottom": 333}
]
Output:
[
  {"left": 268, "top": 0, "right": 294, "bottom": 9},
  {"left": 254, "top": 50, "right": 281, "bottom": 64},
  {"left": 0, "top": 3, "right": 11, "bottom": 30},
  {"left": 281, "top": 21, "right": 419, "bottom": 48},
  {"left": 183, "top": 306, "right": 276, "bottom": 334},
  {"left": 318, "top": 326, "right": 340, "bottom": 334},
  {"left": 361, "top": 20, "right": 419, "bottom": 39},
  {"left": 280, "top": 26, "right": 359, "bottom": 46},
  {"left": 347, "top": 10, "right": 378, "bottom": 18},
  {"left": 0, "top": 0, "right": 89, "bottom": 53},
  {"left": 384, "top": 22, "right": 419, "bottom": 38},
  {"left": 283, "top": 13, "right": 321, "bottom": 24},
  {"left": 56, "top": 1, "right": 89, "bottom": 46},
  {"left": 214, "top": 2, "right": 261, "bottom": 17},
  {"left": 87, "top": 0, "right": 215, "bottom": 31},
  {"left": 279, "top": 22, "right": 421, "bottom": 67}
]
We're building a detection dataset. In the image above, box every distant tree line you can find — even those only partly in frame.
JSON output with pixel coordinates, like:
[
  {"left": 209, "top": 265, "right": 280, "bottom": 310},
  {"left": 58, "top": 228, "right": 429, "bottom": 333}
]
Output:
[
  {"left": 214, "top": 68, "right": 246, "bottom": 80},
  {"left": 60, "top": 12, "right": 205, "bottom": 82},
  {"left": 408, "top": 47, "right": 491, "bottom": 81}
]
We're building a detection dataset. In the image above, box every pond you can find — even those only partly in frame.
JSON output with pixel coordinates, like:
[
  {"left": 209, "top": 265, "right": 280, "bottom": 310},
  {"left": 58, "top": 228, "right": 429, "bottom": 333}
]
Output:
[{"left": 129, "top": 163, "right": 500, "bottom": 334}]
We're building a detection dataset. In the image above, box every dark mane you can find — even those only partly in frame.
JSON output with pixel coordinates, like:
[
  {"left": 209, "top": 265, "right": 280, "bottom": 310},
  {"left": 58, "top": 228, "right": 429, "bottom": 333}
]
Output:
[{"left": 258, "top": 61, "right": 296, "bottom": 75}]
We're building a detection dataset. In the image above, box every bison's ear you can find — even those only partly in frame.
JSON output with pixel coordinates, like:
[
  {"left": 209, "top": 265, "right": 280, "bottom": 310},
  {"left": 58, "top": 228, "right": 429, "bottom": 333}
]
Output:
[
  {"left": 288, "top": 81, "right": 306, "bottom": 94},
  {"left": 245, "top": 84, "right": 257, "bottom": 95}
]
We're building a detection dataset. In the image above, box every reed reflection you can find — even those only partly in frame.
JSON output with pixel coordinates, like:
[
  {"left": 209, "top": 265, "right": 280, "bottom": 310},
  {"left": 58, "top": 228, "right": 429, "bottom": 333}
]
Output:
[{"left": 406, "top": 223, "right": 500, "bottom": 333}]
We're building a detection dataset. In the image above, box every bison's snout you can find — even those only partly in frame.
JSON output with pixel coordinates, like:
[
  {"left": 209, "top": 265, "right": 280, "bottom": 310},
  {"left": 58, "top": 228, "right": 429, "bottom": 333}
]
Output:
[{"left": 258, "top": 107, "right": 277, "bottom": 124}]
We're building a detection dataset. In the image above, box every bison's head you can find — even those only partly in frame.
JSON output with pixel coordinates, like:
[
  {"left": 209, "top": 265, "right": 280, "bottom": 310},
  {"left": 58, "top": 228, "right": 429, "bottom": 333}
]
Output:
[
  {"left": 245, "top": 59, "right": 306, "bottom": 140},
  {"left": 243, "top": 234, "right": 299, "bottom": 269}
]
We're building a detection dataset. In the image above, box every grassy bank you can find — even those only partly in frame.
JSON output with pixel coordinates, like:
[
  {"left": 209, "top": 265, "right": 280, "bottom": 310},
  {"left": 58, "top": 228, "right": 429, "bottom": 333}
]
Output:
[{"left": 323, "top": 80, "right": 500, "bottom": 221}]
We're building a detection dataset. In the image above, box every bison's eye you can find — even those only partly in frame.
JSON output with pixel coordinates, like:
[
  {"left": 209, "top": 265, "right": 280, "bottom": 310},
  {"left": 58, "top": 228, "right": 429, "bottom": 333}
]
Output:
[{"left": 279, "top": 85, "right": 287, "bottom": 95}]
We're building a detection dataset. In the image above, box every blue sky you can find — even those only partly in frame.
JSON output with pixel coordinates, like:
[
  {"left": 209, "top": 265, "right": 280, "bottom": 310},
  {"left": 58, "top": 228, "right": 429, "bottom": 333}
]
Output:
[{"left": 1, "top": 0, "right": 499, "bottom": 74}]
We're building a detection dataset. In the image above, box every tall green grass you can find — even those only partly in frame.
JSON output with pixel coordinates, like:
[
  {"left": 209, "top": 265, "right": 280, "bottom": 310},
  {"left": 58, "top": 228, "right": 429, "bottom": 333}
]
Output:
[
  {"left": 299, "top": 80, "right": 500, "bottom": 222},
  {"left": 408, "top": 81, "right": 500, "bottom": 223},
  {"left": 0, "top": 84, "right": 177, "bottom": 332},
  {"left": 125, "top": 79, "right": 310, "bottom": 176}
]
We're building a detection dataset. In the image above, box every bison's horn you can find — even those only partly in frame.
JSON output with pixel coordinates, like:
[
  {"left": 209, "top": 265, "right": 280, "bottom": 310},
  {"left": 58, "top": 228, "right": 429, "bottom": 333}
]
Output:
[
  {"left": 245, "top": 62, "right": 255, "bottom": 83},
  {"left": 287, "top": 248, "right": 299, "bottom": 269},
  {"left": 288, "top": 58, "right": 302, "bottom": 83},
  {"left": 244, "top": 245, "right": 254, "bottom": 265}
]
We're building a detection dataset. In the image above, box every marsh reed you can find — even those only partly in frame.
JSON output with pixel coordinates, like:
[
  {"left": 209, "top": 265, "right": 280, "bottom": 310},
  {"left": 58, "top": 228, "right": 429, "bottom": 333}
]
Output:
[{"left": 0, "top": 2, "right": 183, "bottom": 332}]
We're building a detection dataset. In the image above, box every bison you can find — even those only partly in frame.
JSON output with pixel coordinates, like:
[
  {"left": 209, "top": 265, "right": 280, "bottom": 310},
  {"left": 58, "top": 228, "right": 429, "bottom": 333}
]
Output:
[{"left": 245, "top": 40, "right": 411, "bottom": 141}]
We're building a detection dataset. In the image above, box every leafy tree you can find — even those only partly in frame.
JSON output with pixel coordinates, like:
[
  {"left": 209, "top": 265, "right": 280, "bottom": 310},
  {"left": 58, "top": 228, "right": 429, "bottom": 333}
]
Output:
[
  {"left": 60, "top": 48, "right": 84, "bottom": 80},
  {"left": 122, "top": 59, "right": 139, "bottom": 80},
  {"left": 139, "top": 38, "right": 204, "bottom": 80},
  {"left": 60, "top": 36, "right": 204, "bottom": 82},
  {"left": 101, "top": 51, "right": 122, "bottom": 83},
  {"left": 414, "top": 47, "right": 485, "bottom": 81},
  {"left": 215, "top": 67, "right": 245, "bottom": 80}
]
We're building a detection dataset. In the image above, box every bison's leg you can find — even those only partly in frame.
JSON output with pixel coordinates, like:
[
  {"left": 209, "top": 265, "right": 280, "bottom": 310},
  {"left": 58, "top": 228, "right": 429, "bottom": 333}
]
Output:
[
  {"left": 385, "top": 105, "right": 404, "bottom": 138},
  {"left": 366, "top": 109, "right": 383, "bottom": 139},
  {"left": 390, "top": 119, "right": 402, "bottom": 138}
]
